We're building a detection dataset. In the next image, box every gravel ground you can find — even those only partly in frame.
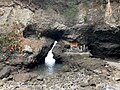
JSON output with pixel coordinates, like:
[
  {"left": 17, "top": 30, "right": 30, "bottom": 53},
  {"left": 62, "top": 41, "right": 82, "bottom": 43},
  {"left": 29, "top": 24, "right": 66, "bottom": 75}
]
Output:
[
  {"left": 0, "top": 69, "right": 120, "bottom": 90},
  {"left": 0, "top": 57, "right": 120, "bottom": 90}
]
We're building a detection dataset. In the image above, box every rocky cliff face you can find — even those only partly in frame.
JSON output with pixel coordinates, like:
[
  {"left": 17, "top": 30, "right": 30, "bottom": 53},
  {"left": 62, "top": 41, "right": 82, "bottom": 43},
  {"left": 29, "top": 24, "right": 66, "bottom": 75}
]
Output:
[
  {"left": 0, "top": 0, "right": 120, "bottom": 67},
  {"left": 0, "top": 1, "right": 120, "bottom": 89}
]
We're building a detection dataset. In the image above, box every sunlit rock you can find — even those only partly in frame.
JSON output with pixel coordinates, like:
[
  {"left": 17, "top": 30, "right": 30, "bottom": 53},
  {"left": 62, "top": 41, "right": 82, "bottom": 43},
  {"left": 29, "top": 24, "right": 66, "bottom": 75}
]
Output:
[{"left": 23, "top": 45, "right": 33, "bottom": 54}]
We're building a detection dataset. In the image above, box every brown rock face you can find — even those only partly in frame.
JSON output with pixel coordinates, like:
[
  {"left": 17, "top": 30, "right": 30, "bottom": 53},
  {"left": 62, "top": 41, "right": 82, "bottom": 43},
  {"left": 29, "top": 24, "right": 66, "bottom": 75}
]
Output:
[{"left": 19, "top": 37, "right": 46, "bottom": 53}]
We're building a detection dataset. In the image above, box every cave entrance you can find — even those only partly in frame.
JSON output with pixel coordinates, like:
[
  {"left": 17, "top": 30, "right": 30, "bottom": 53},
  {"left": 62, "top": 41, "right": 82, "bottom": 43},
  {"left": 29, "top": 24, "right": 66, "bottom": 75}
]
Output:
[{"left": 33, "top": 41, "right": 63, "bottom": 76}]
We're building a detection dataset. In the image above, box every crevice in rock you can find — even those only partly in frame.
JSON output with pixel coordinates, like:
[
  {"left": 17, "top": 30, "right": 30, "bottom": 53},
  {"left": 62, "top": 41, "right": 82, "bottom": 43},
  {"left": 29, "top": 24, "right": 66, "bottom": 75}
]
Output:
[{"left": 23, "top": 24, "right": 40, "bottom": 38}]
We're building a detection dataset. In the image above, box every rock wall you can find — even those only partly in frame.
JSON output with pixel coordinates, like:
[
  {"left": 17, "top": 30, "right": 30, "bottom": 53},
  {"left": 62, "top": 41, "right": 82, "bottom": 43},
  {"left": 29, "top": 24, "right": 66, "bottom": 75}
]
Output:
[
  {"left": 88, "top": 24, "right": 120, "bottom": 58},
  {"left": 0, "top": 0, "right": 120, "bottom": 67},
  {"left": 0, "top": 0, "right": 119, "bottom": 34}
]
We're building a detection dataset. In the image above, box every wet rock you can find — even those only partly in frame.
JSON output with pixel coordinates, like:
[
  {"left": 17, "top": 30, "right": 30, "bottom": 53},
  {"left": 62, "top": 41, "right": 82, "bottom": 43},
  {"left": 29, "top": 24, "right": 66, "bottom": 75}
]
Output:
[
  {"left": 13, "top": 73, "right": 32, "bottom": 82},
  {"left": 0, "top": 66, "right": 11, "bottom": 79},
  {"left": 61, "top": 65, "right": 71, "bottom": 72}
]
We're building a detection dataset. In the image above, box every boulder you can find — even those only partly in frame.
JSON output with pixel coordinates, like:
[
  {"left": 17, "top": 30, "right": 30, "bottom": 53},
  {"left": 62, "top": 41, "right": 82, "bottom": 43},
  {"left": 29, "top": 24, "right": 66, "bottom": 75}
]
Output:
[
  {"left": 13, "top": 73, "right": 32, "bottom": 82},
  {"left": 5, "top": 54, "right": 35, "bottom": 67},
  {"left": 5, "top": 55, "right": 24, "bottom": 66},
  {"left": 0, "top": 66, "right": 11, "bottom": 79},
  {"left": 61, "top": 54, "right": 107, "bottom": 73}
]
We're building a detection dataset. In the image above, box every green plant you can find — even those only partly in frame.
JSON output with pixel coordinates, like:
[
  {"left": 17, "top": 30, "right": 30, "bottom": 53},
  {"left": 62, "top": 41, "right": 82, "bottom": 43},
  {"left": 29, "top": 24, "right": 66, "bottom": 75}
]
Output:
[{"left": 64, "top": 0, "right": 77, "bottom": 19}]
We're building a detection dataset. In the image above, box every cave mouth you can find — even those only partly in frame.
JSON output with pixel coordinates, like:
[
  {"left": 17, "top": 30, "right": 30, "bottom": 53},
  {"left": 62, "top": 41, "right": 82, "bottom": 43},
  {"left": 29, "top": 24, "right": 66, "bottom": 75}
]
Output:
[
  {"left": 32, "top": 41, "right": 64, "bottom": 75},
  {"left": 22, "top": 26, "right": 64, "bottom": 74},
  {"left": 40, "top": 29, "right": 64, "bottom": 41}
]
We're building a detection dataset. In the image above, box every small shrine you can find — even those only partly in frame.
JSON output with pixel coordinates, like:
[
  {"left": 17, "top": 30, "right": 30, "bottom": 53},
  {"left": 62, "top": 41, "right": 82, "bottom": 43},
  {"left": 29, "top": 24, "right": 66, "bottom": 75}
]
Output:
[
  {"left": 69, "top": 41, "right": 78, "bottom": 48},
  {"left": 64, "top": 40, "right": 87, "bottom": 52}
]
